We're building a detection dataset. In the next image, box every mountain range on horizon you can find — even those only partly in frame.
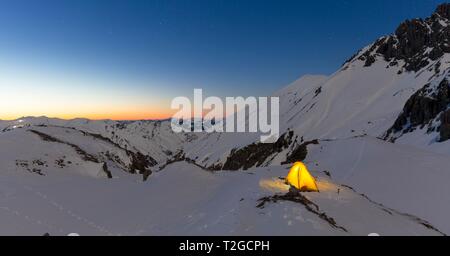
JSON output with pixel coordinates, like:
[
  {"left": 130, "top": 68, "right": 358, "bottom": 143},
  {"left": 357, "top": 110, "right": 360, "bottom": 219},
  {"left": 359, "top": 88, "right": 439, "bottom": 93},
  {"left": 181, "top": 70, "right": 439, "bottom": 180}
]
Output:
[{"left": 1, "top": 3, "right": 450, "bottom": 236}]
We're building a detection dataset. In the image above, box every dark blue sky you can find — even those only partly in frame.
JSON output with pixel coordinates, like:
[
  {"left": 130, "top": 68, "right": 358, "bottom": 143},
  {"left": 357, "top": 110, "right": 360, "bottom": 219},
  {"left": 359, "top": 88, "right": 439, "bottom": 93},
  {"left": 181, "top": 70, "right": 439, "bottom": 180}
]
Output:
[{"left": 0, "top": 0, "right": 446, "bottom": 119}]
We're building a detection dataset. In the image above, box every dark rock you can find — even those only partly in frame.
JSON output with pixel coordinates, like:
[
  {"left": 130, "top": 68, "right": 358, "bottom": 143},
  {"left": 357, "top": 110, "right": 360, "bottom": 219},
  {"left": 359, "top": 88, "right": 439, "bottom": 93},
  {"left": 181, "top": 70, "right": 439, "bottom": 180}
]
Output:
[
  {"left": 436, "top": 3, "right": 450, "bottom": 19},
  {"left": 31, "top": 168, "right": 44, "bottom": 176},
  {"left": 102, "top": 162, "right": 113, "bottom": 179},
  {"left": 440, "top": 110, "right": 450, "bottom": 142},
  {"left": 429, "top": 47, "right": 444, "bottom": 61},
  {"left": 142, "top": 169, "right": 153, "bottom": 181},
  {"left": 364, "top": 55, "right": 376, "bottom": 67},
  {"left": 257, "top": 191, "right": 348, "bottom": 232},
  {"left": 385, "top": 78, "right": 450, "bottom": 141},
  {"left": 128, "top": 151, "right": 157, "bottom": 174},
  {"left": 219, "top": 131, "right": 295, "bottom": 171},
  {"left": 283, "top": 139, "right": 319, "bottom": 165},
  {"left": 350, "top": 5, "right": 450, "bottom": 72},
  {"left": 314, "top": 87, "right": 322, "bottom": 97}
]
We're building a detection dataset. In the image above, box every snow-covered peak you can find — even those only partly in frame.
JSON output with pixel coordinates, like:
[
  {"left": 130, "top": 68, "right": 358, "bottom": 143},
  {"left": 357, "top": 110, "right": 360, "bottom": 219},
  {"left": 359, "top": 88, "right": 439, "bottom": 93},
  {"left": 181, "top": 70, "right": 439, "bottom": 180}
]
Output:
[{"left": 344, "top": 4, "right": 450, "bottom": 74}]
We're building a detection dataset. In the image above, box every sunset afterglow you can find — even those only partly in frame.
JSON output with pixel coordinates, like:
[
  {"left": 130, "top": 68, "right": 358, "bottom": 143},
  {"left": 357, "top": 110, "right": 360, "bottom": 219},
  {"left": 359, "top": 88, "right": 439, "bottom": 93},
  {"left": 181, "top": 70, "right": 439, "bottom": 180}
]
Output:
[{"left": 0, "top": 0, "right": 443, "bottom": 120}]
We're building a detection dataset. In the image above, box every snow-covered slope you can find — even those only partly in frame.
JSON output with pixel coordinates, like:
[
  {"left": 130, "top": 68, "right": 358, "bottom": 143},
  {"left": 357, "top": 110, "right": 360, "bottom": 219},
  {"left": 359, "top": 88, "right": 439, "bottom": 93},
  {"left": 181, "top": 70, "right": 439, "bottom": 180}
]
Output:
[
  {"left": 0, "top": 162, "right": 442, "bottom": 235},
  {"left": 305, "top": 136, "right": 450, "bottom": 233},
  {"left": 1, "top": 117, "right": 197, "bottom": 165},
  {"left": 0, "top": 125, "right": 162, "bottom": 180}
]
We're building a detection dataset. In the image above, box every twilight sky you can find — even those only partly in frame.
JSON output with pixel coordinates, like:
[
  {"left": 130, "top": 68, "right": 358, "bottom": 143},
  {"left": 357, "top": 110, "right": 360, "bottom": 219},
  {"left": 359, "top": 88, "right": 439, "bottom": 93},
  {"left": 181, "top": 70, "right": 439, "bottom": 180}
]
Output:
[{"left": 0, "top": 0, "right": 445, "bottom": 120}]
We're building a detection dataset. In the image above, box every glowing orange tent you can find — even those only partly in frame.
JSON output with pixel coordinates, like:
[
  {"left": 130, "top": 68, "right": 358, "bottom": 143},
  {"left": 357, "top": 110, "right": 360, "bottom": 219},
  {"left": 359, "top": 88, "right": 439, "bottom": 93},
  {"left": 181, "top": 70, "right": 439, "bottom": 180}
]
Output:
[{"left": 286, "top": 162, "right": 319, "bottom": 192}]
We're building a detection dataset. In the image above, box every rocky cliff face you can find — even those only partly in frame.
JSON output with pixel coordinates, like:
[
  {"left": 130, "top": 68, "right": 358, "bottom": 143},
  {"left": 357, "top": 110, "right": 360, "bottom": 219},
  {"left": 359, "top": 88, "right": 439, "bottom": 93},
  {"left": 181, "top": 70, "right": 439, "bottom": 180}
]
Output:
[
  {"left": 354, "top": 4, "right": 450, "bottom": 73},
  {"left": 385, "top": 75, "right": 450, "bottom": 141},
  {"left": 440, "top": 109, "right": 450, "bottom": 141},
  {"left": 384, "top": 72, "right": 450, "bottom": 142},
  {"left": 216, "top": 131, "right": 295, "bottom": 171},
  {"left": 437, "top": 3, "right": 450, "bottom": 19},
  {"left": 379, "top": 4, "right": 450, "bottom": 144}
]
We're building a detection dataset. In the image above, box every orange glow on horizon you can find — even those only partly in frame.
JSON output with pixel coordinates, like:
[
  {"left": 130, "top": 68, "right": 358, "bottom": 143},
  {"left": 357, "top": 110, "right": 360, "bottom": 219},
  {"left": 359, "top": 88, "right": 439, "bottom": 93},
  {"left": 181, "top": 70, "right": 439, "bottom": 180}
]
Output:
[{"left": 1, "top": 108, "right": 178, "bottom": 121}]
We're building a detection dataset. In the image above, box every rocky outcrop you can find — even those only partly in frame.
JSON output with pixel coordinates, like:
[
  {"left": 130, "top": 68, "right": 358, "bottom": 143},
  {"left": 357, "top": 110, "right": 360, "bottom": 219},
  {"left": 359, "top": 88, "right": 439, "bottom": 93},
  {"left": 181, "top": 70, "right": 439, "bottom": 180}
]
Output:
[
  {"left": 385, "top": 77, "right": 450, "bottom": 141},
  {"left": 102, "top": 163, "right": 113, "bottom": 179},
  {"left": 351, "top": 4, "right": 450, "bottom": 72},
  {"left": 218, "top": 131, "right": 295, "bottom": 171},
  {"left": 129, "top": 151, "right": 156, "bottom": 175},
  {"left": 283, "top": 139, "right": 319, "bottom": 165},
  {"left": 436, "top": 3, "right": 450, "bottom": 19},
  {"left": 440, "top": 109, "right": 450, "bottom": 142},
  {"left": 257, "top": 190, "right": 348, "bottom": 232}
]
